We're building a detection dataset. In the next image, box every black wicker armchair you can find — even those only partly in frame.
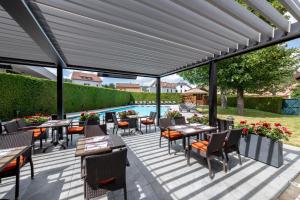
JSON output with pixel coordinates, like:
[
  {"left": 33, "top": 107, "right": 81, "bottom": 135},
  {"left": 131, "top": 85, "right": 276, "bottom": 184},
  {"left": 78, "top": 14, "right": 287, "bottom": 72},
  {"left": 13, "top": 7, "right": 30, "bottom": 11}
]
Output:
[{"left": 83, "top": 148, "right": 127, "bottom": 200}]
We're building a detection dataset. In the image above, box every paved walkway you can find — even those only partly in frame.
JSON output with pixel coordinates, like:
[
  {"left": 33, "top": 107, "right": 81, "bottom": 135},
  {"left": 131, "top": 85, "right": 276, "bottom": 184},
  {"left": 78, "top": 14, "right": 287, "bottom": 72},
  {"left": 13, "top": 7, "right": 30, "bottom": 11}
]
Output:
[{"left": 0, "top": 130, "right": 299, "bottom": 200}]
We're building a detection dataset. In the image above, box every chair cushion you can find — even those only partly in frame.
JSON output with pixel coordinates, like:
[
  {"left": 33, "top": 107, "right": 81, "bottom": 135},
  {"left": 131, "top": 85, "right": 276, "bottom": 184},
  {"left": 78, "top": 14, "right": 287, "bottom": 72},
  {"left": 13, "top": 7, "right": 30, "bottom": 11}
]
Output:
[
  {"left": 118, "top": 121, "right": 129, "bottom": 127},
  {"left": 97, "top": 177, "right": 115, "bottom": 186},
  {"left": 1, "top": 155, "right": 25, "bottom": 173},
  {"left": 33, "top": 128, "right": 46, "bottom": 133},
  {"left": 162, "top": 130, "right": 182, "bottom": 139},
  {"left": 141, "top": 119, "right": 154, "bottom": 125},
  {"left": 191, "top": 140, "right": 209, "bottom": 152},
  {"left": 68, "top": 126, "right": 84, "bottom": 134}
]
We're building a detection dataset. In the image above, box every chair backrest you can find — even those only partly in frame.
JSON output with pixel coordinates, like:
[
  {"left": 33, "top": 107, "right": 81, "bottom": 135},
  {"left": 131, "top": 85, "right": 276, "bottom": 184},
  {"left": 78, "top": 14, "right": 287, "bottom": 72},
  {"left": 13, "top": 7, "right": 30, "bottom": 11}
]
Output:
[
  {"left": 85, "top": 148, "right": 127, "bottom": 190},
  {"left": 225, "top": 128, "right": 242, "bottom": 148},
  {"left": 105, "top": 112, "right": 116, "bottom": 123},
  {"left": 207, "top": 131, "right": 228, "bottom": 154},
  {"left": 217, "top": 118, "right": 233, "bottom": 132},
  {"left": 159, "top": 118, "right": 172, "bottom": 130},
  {"left": 149, "top": 112, "right": 157, "bottom": 120},
  {"left": 16, "top": 118, "right": 26, "bottom": 129},
  {"left": 112, "top": 113, "right": 118, "bottom": 125},
  {"left": 85, "top": 125, "right": 106, "bottom": 138},
  {"left": 174, "top": 116, "right": 186, "bottom": 125},
  {"left": 0, "top": 131, "right": 33, "bottom": 149},
  {"left": 0, "top": 120, "right": 3, "bottom": 134},
  {"left": 4, "top": 120, "right": 19, "bottom": 133},
  {"left": 51, "top": 114, "right": 66, "bottom": 120}
]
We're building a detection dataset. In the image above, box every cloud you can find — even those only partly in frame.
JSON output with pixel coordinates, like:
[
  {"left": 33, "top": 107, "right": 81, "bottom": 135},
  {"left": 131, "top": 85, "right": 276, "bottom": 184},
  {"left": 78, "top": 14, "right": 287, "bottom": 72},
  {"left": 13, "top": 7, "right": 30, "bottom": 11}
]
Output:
[{"left": 161, "top": 74, "right": 184, "bottom": 83}]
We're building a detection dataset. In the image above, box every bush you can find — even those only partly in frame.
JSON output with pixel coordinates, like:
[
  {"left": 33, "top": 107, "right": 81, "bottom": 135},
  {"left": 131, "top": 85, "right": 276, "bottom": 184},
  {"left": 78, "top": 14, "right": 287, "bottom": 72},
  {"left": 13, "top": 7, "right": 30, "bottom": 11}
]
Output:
[
  {"left": 0, "top": 73, "right": 131, "bottom": 120},
  {"left": 217, "top": 95, "right": 283, "bottom": 113},
  {"left": 130, "top": 92, "right": 182, "bottom": 103},
  {"left": 291, "top": 85, "right": 300, "bottom": 98},
  {"left": 0, "top": 73, "right": 184, "bottom": 120}
]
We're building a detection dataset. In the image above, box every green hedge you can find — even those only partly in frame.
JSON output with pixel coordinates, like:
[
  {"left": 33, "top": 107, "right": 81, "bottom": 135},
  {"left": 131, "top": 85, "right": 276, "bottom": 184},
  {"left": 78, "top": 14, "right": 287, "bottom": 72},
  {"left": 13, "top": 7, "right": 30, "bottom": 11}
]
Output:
[
  {"left": 217, "top": 96, "right": 283, "bottom": 113},
  {"left": 130, "top": 92, "right": 182, "bottom": 103},
  {"left": 0, "top": 73, "right": 131, "bottom": 120}
]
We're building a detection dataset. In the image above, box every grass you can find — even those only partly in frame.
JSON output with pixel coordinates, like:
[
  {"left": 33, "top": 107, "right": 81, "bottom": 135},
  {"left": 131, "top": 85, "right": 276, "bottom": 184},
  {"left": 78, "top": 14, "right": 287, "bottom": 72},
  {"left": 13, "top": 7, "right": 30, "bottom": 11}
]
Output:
[{"left": 198, "top": 106, "right": 300, "bottom": 147}]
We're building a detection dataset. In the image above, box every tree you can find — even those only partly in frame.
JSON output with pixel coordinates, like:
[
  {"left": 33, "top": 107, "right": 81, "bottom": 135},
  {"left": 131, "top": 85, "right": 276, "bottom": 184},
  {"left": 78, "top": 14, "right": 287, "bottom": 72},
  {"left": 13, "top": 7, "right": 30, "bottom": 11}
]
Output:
[{"left": 180, "top": 45, "right": 299, "bottom": 115}]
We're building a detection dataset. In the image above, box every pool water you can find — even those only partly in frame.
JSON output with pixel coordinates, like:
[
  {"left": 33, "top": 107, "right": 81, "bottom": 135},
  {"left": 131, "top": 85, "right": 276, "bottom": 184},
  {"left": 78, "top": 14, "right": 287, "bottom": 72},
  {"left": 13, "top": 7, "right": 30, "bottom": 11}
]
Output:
[{"left": 69, "top": 105, "right": 170, "bottom": 121}]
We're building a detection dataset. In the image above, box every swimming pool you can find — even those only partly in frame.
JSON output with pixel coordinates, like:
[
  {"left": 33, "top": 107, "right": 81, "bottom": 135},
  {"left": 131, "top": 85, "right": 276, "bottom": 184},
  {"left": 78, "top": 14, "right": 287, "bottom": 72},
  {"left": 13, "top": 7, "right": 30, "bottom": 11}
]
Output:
[{"left": 69, "top": 105, "right": 171, "bottom": 121}]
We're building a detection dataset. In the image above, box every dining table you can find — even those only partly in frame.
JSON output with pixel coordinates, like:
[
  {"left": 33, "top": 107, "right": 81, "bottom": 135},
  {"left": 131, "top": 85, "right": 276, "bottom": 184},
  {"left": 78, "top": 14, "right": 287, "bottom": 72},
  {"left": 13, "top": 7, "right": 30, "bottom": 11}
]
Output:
[
  {"left": 168, "top": 123, "right": 217, "bottom": 153},
  {"left": 37, "top": 119, "right": 73, "bottom": 152},
  {"left": 0, "top": 146, "right": 30, "bottom": 200}
]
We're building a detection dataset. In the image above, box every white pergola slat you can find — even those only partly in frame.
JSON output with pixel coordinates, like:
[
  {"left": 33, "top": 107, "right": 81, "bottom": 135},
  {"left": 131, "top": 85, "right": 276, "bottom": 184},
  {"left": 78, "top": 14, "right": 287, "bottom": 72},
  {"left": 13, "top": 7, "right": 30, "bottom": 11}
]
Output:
[
  {"left": 0, "top": 0, "right": 299, "bottom": 77},
  {"left": 244, "top": 0, "right": 290, "bottom": 32}
]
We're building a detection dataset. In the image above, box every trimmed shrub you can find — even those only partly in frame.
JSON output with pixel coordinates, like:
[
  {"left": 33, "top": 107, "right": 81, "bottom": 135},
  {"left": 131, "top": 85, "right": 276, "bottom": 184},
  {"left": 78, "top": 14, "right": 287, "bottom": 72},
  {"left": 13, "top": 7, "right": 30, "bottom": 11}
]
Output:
[
  {"left": 291, "top": 85, "right": 300, "bottom": 98},
  {"left": 0, "top": 73, "right": 131, "bottom": 120},
  {"left": 217, "top": 95, "right": 283, "bottom": 113},
  {"left": 130, "top": 92, "right": 182, "bottom": 103}
]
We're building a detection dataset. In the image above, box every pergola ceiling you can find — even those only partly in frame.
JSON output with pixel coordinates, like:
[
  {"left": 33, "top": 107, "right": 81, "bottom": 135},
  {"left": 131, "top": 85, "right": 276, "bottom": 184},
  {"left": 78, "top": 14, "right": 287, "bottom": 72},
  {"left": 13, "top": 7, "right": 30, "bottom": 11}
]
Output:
[{"left": 0, "top": 0, "right": 300, "bottom": 77}]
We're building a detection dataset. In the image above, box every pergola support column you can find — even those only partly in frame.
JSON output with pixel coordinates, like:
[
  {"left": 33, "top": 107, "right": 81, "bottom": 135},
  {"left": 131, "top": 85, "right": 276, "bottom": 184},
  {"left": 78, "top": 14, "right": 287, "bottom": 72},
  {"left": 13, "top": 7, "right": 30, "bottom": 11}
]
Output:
[
  {"left": 156, "top": 77, "right": 161, "bottom": 126},
  {"left": 57, "top": 65, "right": 64, "bottom": 119},
  {"left": 209, "top": 61, "right": 217, "bottom": 127}
]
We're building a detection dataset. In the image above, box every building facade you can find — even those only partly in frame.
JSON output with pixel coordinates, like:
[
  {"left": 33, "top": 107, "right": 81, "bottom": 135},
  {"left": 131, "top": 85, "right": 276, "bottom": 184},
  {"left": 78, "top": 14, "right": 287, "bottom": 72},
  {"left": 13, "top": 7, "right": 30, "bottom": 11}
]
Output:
[
  {"left": 148, "top": 81, "right": 191, "bottom": 93},
  {"left": 71, "top": 71, "right": 102, "bottom": 87},
  {"left": 116, "top": 83, "right": 141, "bottom": 92}
]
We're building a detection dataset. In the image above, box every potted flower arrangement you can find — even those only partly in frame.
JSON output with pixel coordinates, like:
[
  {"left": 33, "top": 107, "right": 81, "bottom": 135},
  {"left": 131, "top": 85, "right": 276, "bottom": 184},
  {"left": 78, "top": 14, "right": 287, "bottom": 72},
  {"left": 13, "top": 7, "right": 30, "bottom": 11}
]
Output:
[
  {"left": 187, "top": 114, "right": 209, "bottom": 125},
  {"left": 166, "top": 110, "right": 182, "bottom": 119},
  {"left": 118, "top": 110, "right": 137, "bottom": 119},
  {"left": 237, "top": 120, "right": 292, "bottom": 167},
  {"left": 24, "top": 114, "right": 49, "bottom": 126},
  {"left": 80, "top": 112, "right": 100, "bottom": 125}
]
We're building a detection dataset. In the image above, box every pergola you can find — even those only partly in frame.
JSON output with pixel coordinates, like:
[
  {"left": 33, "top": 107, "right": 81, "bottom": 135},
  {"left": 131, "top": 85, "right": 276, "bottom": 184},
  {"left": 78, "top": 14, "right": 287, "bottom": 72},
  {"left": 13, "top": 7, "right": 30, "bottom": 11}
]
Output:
[{"left": 1, "top": 0, "right": 300, "bottom": 125}]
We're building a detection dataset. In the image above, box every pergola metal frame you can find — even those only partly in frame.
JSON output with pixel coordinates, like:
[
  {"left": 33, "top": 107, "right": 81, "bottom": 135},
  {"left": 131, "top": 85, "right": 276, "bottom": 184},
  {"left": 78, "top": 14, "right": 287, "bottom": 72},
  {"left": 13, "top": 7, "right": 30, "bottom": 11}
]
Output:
[{"left": 1, "top": 0, "right": 300, "bottom": 125}]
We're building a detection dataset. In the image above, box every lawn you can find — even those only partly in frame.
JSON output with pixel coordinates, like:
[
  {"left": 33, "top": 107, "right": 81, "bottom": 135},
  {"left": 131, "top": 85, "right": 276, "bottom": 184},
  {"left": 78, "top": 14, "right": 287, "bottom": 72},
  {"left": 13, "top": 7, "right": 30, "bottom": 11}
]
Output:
[{"left": 198, "top": 106, "right": 300, "bottom": 147}]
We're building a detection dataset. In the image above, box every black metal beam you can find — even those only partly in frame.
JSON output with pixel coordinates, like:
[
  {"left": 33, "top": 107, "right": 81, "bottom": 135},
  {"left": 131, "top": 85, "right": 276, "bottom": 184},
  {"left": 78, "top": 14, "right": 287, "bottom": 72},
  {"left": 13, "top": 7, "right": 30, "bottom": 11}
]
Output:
[
  {"left": 160, "top": 22, "right": 300, "bottom": 77},
  {"left": 156, "top": 77, "right": 161, "bottom": 126},
  {"left": 0, "top": 0, "right": 67, "bottom": 68},
  {"left": 208, "top": 61, "right": 217, "bottom": 127},
  {"left": 57, "top": 64, "right": 64, "bottom": 120}
]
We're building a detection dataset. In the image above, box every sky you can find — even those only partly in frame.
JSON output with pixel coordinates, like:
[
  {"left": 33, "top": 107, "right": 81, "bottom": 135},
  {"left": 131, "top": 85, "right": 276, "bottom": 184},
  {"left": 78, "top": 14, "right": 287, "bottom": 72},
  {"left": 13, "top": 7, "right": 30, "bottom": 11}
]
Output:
[{"left": 46, "top": 37, "right": 300, "bottom": 87}]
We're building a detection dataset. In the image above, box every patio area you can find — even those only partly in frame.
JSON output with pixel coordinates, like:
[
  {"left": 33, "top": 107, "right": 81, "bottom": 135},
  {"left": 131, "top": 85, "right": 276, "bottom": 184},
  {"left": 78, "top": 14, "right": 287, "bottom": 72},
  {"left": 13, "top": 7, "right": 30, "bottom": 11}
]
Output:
[{"left": 1, "top": 127, "right": 299, "bottom": 200}]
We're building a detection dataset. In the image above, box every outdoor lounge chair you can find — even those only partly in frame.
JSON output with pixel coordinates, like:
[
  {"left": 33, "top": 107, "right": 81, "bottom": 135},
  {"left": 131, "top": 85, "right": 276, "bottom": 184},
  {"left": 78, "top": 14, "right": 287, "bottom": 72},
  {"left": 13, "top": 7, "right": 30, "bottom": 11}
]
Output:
[
  {"left": 159, "top": 118, "right": 183, "bottom": 154},
  {"left": 141, "top": 112, "right": 157, "bottom": 133},
  {"left": 0, "top": 131, "right": 34, "bottom": 198},
  {"left": 223, "top": 128, "right": 243, "bottom": 170},
  {"left": 187, "top": 131, "right": 228, "bottom": 178},
  {"left": 179, "top": 103, "right": 190, "bottom": 112},
  {"left": 83, "top": 148, "right": 127, "bottom": 200}
]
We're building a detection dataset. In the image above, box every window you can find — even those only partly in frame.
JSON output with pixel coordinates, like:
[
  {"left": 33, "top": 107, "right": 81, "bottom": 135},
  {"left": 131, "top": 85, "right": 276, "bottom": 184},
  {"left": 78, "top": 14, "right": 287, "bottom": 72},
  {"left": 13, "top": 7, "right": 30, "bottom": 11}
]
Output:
[{"left": 84, "top": 83, "right": 90, "bottom": 86}]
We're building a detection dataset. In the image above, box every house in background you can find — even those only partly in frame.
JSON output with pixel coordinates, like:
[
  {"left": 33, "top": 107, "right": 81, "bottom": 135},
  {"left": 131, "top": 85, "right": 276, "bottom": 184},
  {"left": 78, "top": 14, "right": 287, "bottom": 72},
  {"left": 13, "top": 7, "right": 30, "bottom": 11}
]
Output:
[
  {"left": 176, "top": 81, "right": 192, "bottom": 93},
  {"left": 148, "top": 81, "right": 192, "bottom": 93},
  {"left": 71, "top": 71, "right": 102, "bottom": 87},
  {"left": 148, "top": 81, "right": 177, "bottom": 93},
  {"left": 116, "top": 83, "right": 141, "bottom": 92}
]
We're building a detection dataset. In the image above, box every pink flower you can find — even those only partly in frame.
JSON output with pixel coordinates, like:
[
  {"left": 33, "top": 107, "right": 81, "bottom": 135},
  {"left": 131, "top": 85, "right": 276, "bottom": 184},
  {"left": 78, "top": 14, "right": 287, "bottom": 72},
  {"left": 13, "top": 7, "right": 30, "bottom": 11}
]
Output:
[
  {"left": 274, "top": 123, "right": 281, "bottom": 127},
  {"left": 240, "top": 120, "right": 247, "bottom": 125},
  {"left": 242, "top": 128, "right": 249, "bottom": 135}
]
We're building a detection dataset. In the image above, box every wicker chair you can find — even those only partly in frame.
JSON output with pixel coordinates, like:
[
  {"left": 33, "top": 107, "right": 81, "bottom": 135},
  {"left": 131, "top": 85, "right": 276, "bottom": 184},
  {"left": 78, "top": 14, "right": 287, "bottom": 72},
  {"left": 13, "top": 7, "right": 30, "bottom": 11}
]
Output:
[
  {"left": 0, "top": 131, "right": 34, "bottom": 196},
  {"left": 66, "top": 121, "right": 84, "bottom": 147},
  {"left": 83, "top": 148, "right": 127, "bottom": 200},
  {"left": 112, "top": 114, "right": 129, "bottom": 134},
  {"left": 223, "top": 128, "right": 243, "bottom": 169},
  {"left": 159, "top": 118, "right": 183, "bottom": 154},
  {"left": 174, "top": 116, "right": 186, "bottom": 125},
  {"left": 4, "top": 119, "right": 45, "bottom": 149},
  {"left": 187, "top": 131, "right": 228, "bottom": 178},
  {"left": 217, "top": 118, "right": 234, "bottom": 132},
  {"left": 141, "top": 112, "right": 157, "bottom": 133}
]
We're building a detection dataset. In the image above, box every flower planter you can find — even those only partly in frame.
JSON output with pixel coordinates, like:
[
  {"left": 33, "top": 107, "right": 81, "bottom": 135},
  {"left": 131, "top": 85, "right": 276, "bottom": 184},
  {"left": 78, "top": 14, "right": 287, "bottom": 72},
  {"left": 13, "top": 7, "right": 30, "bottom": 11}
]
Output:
[
  {"left": 239, "top": 134, "right": 283, "bottom": 168},
  {"left": 85, "top": 120, "right": 99, "bottom": 126}
]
